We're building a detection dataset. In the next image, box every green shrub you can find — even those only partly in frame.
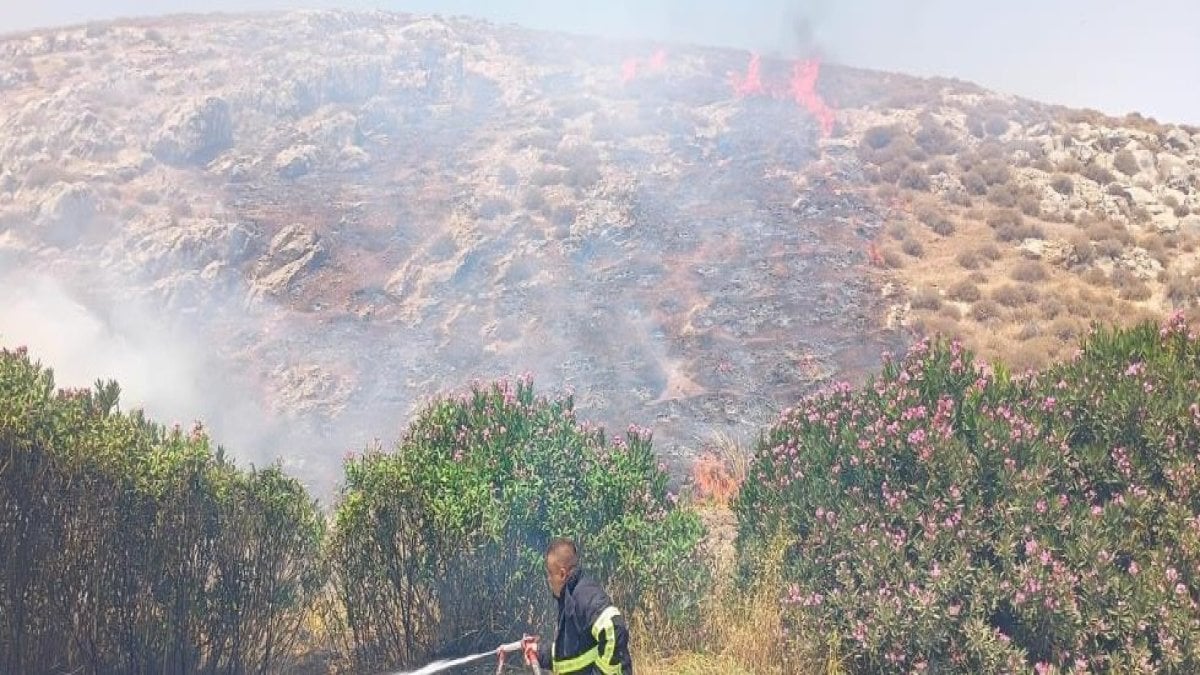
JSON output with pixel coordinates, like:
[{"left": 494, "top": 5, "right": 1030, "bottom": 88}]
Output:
[
  {"left": 0, "top": 347, "right": 324, "bottom": 674},
  {"left": 329, "top": 378, "right": 707, "bottom": 670},
  {"left": 734, "top": 314, "right": 1200, "bottom": 672}
]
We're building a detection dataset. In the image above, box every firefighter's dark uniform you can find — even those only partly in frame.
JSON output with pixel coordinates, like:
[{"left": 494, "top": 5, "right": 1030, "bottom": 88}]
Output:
[{"left": 537, "top": 568, "right": 632, "bottom": 674}]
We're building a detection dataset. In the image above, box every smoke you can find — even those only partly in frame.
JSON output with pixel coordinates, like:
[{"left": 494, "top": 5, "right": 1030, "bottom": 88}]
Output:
[{"left": 0, "top": 267, "right": 287, "bottom": 463}]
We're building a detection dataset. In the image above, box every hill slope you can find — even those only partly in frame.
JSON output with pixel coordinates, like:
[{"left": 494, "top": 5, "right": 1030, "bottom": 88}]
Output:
[{"left": 1, "top": 10, "right": 1198, "bottom": 492}]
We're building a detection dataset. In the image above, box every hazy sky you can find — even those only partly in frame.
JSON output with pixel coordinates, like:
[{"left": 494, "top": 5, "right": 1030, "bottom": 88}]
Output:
[{"left": 2, "top": 0, "right": 1198, "bottom": 124}]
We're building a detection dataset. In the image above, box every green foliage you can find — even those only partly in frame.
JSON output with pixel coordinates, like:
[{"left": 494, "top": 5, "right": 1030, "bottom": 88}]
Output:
[
  {"left": 329, "top": 377, "right": 708, "bottom": 670},
  {"left": 735, "top": 313, "right": 1200, "bottom": 673},
  {"left": 0, "top": 347, "right": 325, "bottom": 674}
]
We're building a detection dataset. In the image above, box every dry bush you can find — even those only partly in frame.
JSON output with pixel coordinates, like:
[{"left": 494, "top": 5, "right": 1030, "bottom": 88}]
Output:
[
  {"left": 1094, "top": 238, "right": 1125, "bottom": 258},
  {"left": 987, "top": 183, "right": 1018, "bottom": 208},
  {"left": 979, "top": 243, "right": 1003, "bottom": 261},
  {"left": 1040, "top": 296, "right": 1065, "bottom": 319},
  {"left": 1018, "top": 193, "right": 1042, "bottom": 217},
  {"left": 970, "top": 299, "right": 1003, "bottom": 322},
  {"left": 1016, "top": 321, "right": 1042, "bottom": 341},
  {"left": 956, "top": 250, "right": 984, "bottom": 270},
  {"left": 1140, "top": 236, "right": 1170, "bottom": 266},
  {"left": 948, "top": 279, "right": 982, "bottom": 302},
  {"left": 1049, "top": 316, "right": 1085, "bottom": 341},
  {"left": 978, "top": 161, "right": 1012, "bottom": 186},
  {"left": 899, "top": 165, "right": 931, "bottom": 191},
  {"left": 962, "top": 171, "right": 988, "bottom": 196},
  {"left": 530, "top": 166, "right": 567, "bottom": 186},
  {"left": 1057, "top": 156, "right": 1084, "bottom": 174},
  {"left": 1113, "top": 149, "right": 1140, "bottom": 176},
  {"left": 1007, "top": 338, "right": 1055, "bottom": 371},
  {"left": 862, "top": 125, "right": 903, "bottom": 151},
  {"left": 901, "top": 237, "right": 925, "bottom": 258},
  {"left": 991, "top": 283, "right": 1040, "bottom": 307},
  {"left": 916, "top": 204, "right": 955, "bottom": 235},
  {"left": 988, "top": 209, "right": 1044, "bottom": 242},
  {"left": 1050, "top": 174, "right": 1075, "bottom": 196},
  {"left": 913, "top": 314, "right": 962, "bottom": 340},
  {"left": 915, "top": 118, "right": 960, "bottom": 156},
  {"left": 1086, "top": 220, "right": 1133, "bottom": 244},
  {"left": 984, "top": 114, "right": 1010, "bottom": 137},
  {"left": 940, "top": 304, "right": 963, "bottom": 320},
  {"left": 496, "top": 164, "right": 520, "bottom": 187},
  {"left": 910, "top": 286, "right": 942, "bottom": 310},
  {"left": 1165, "top": 272, "right": 1198, "bottom": 307},
  {"left": 886, "top": 221, "right": 910, "bottom": 240},
  {"left": 1082, "top": 267, "right": 1110, "bottom": 286},
  {"left": 1112, "top": 268, "right": 1152, "bottom": 301},
  {"left": 1068, "top": 233, "right": 1095, "bottom": 264},
  {"left": 1081, "top": 163, "right": 1117, "bottom": 185},
  {"left": 1010, "top": 260, "right": 1048, "bottom": 282},
  {"left": 477, "top": 196, "right": 514, "bottom": 219},
  {"left": 521, "top": 188, "right": 547, "bottom": 212},
  {"left": 947, "top": 190, "right": 973, "bottom": 207},
  {"left": 882, "top": 248, "right": 905, "bottom": 269},
  {"left": 967, "top": 271, "right": 990, "bottom": 285}
]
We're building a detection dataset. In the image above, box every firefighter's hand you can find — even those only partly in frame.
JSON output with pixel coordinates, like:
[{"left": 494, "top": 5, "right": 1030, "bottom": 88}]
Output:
[{"left": 521, "top": 634, "right": 539, "bottom": 665}]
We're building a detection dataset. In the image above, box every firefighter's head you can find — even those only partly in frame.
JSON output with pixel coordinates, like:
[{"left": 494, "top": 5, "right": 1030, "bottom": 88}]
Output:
[{"left": 544, "top": 537, "right": 578, "bottom": 598}]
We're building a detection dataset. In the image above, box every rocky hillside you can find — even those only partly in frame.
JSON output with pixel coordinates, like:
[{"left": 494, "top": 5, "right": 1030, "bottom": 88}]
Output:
[{"left": 1, "top": 10, "right": 1197, "bottom": 494}]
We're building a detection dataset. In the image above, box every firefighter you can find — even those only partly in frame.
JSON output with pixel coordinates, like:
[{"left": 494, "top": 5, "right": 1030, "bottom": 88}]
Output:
[{"left": 522, "top": 537, "right": 633, "bottom": 674}]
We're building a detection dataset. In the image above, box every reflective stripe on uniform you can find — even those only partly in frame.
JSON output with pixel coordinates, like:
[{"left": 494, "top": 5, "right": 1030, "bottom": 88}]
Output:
[
  {"left": 590, "top": 606, "right": 622, "bottom": 675},
  {"left": 552, "top": 605, "right": 624, "bottom": 674},
  {"left": 552, "top": 645, "right": 598, "bottom": 673}
]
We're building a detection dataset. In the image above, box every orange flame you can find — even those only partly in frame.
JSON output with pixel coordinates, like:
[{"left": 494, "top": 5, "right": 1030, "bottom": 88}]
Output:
[
  {"left": 692, "top": 453, "right": 740, "bottom": 506},
  {"left": 621, "top": 58, "right": 639, "bottom": 84},
  {"left": 732, "top": 53, "right": 766, "bottom": 97},
  {"left": 647, "top": 48, "right": 667, "bottom": 71},
  {"left": 789, "top": 58, "right": 835, "bottom": 136},
  {"left": 730, "top": 54, "right": 837, "bottom": 137},
  {"left": 621, "top": 48, "right": 668, "bottom": 85}
]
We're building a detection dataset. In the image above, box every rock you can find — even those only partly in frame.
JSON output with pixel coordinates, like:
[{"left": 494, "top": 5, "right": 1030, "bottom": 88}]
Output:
[
  {"left": 151, "top": 96, "right": 234, "bottom": 166},
  {"left": 128, "top": 217, "right": 257, "bottom": 276},
  {"left": 250, "top": 225, "right": 325, "bottom": 298},
  {"left": 36, "top": 182, "right": 98, "bottom": 247},
  {"left": 274, "top": 144, "right": 318, "bottom": 179},
  {"left": 1018, "top": 238, "right": 1072, "bottom": 265},
  {"left": 337, "top": 145, "right": 370, "bottom": 172},
  {"left": 1181, "top": 214, "right": 1200, "bottom": 236},
  {"left": 1156, "top": 153, "right": 1191, "bottom": 183},
  {"left": 1117, "top": 247, "right": 1164, "bottom": 280},
  {"left": 1164, "top": 128, "right": 1194, "bottom": 152}
]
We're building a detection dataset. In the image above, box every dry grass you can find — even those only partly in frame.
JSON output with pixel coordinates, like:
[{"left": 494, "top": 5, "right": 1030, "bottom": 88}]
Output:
[
  {"left": 948, "top": 279, "right": 982, "bottom": 302},
  {"left": 910, "top": 286, "right": 942, "bottom": 310},
  {"left": 1010, "top": 260, "right": 1048, "bottom": 282},
  {"left": 992, "top": 283, "right": 1040, "bottom": 308},
  {"left": 901, "top": 237, "right": 925, "bottom": 258},
  {"left": 1112, "top": 268, "right": 1152, "bottom": 301},
  {"left": 970, "top": 299, "right": 1003, "bottom": 322}
]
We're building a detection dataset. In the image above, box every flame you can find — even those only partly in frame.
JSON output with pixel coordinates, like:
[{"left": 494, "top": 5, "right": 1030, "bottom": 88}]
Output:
[
  {"left": 647, "top": 48, "right": 667, "bottom": 71},
  {"left": 732, "top": 53, "right": 765, "bottom": 97},
  {"left": 621, "top": 48, "right": 668, "bottom": 85},
  {"left": 730, "top": 54, "right": 837, "bottom": 137},
  {"left": 620, "top": 58, "right": 639, "bottom": 84},
  {"left": 789, "top": 58, "right": 835, "bottom": 136}
]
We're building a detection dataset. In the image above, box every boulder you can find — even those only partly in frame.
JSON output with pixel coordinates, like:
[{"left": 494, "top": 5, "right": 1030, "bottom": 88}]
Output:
[
  {"left": 274, "top": 144, "right": 318, "bottom": 179},
  {"left": 1018, "top": 238, "right": 1073, "bottom": 265},
  {"left": 1180, "top": 214, "right": 1200, "bottom": 236},
  {"left": 1117, "top": 247, "right": 1164, "bottom": 281},
  {"left": 36, "top": 182, "right": 98, "bottom": 247},
  {"left": 151, "top": 96, "right": 234, "bottom": 166},
  {"left": 1164, "top": 128, "right": 1194, "bottom": 152},
  {"left": 250, "top": 225, "right": 325, "bottom": 299}
]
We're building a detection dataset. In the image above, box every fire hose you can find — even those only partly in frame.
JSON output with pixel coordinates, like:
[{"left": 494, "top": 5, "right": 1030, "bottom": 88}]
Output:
[{"left": 390, "top": 635, "right": 542, "bottom": 675}]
